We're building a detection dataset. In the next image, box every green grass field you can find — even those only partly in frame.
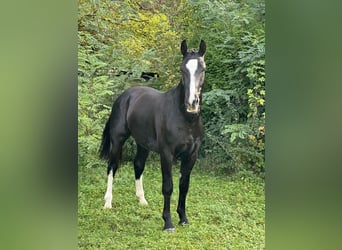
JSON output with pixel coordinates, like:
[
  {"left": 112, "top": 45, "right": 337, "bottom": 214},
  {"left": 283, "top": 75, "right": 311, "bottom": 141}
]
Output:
[{"left": 78, "top": 163, "right": 265, "bottom": 249}]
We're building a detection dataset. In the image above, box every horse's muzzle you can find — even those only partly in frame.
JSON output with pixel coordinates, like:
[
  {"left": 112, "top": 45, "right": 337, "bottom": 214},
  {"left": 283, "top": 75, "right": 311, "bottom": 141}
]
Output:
[
  {"left": 186, "top": 96, "right": 200, "bottom": 114},
  {"left": 186, "top": 104, "right": 200, "bottom": 114}
]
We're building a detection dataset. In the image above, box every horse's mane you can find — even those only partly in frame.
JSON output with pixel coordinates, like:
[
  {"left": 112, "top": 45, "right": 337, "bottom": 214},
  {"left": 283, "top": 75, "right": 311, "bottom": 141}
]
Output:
[{"left": 188, "top": 48, "right": 198, "bottom": 54}]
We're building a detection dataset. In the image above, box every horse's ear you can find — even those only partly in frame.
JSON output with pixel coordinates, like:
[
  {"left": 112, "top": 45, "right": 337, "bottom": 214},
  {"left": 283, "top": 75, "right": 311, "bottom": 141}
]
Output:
[
  {"left": 181, "top": 40, "right": 187, "bottom": 56},
  {"left": 198, "top": 40, "right": 206, "bottom": 56}
]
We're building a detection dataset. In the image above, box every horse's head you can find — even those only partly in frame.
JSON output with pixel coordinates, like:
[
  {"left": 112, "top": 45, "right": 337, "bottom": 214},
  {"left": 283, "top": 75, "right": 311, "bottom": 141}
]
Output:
[{"left": 180, "top": 39, "right": 206, "bottom": 114}]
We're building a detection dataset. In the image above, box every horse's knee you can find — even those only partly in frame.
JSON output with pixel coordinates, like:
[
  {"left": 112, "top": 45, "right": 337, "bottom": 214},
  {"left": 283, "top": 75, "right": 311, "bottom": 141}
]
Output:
[{"left": 162, "top": 182, "right": 173, "bottom": 196}]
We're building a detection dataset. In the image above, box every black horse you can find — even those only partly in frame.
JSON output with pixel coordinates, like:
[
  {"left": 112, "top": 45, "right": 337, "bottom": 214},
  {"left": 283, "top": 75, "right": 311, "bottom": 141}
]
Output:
[{"left": 99, "top": 40, "right": 206, "bottom": 232}]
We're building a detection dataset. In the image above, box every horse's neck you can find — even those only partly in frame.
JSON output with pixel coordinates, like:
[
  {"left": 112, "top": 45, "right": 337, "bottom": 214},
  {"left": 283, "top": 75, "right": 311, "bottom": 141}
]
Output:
[{"left": 168, "top": 82, "right": 185, "bottom": 109}]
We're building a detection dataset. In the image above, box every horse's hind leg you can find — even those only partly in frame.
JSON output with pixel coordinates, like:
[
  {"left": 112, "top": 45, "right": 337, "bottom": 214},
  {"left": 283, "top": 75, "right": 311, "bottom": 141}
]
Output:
[
  {"left": 104, "top": 159, "right": 118, "bottom": 208},
  {"left": 104, "top": 136, "right": 126, "bottom": 209},
  {"left": 134, "top": 144, "right": 149, "bottom": 205}
]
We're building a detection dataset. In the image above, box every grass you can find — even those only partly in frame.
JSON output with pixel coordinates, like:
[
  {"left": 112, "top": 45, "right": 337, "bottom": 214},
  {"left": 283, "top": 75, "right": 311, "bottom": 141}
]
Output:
[{"left": 78, "top": 162, "right": 265, "bottom": 249}]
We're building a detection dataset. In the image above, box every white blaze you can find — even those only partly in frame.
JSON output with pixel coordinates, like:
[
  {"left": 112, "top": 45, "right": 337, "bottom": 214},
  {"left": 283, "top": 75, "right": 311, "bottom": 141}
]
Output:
[
  {"left": 104, "top": 170, "right": 113, "bottom": 209},
  {"left": 135, "top": 175, "right": 148, "bottom": 205},
  {"left": 185, "top": 59, "right": 199, "bottom": 108}
]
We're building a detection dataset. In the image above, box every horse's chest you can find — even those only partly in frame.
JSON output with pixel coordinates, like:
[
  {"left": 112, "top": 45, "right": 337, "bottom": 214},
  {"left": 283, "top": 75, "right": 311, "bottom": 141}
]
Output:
[
  {"left": 167, "top": 125, "right": 201, "bottom": 155},
  {"left": 178, "top": 128, "right": 197, "bottom": 144}
]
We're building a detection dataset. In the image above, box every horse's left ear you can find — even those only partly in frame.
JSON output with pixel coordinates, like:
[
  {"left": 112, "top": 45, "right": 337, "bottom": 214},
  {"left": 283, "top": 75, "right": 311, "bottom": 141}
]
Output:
[{"left": 198, "top": 40, "right": 206, "bottom": 56}]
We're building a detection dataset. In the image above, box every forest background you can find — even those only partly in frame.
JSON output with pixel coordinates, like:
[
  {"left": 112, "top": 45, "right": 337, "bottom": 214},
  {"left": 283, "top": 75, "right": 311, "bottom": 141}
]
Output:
[{"left": 78, "top": 0, "right": 265, "bottom": 175}]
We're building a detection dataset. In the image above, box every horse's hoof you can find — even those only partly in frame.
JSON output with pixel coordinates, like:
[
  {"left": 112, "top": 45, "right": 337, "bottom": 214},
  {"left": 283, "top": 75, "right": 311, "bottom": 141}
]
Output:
[
  {"left": 178, "top": 219, "right": 189, "bottom": 226},
  {"left": 163, "top": 227, "right": 175, "bottom": 233},
  {"left": 139, "top": 199, "right": 148, "bottom": 205},
  {"left": 103, "top": 203, "right": 112, "bottom": 209}
]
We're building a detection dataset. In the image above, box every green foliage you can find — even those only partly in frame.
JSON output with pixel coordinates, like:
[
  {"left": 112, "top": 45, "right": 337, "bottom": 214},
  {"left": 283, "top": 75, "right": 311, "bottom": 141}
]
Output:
[
  {"left": 78, "top": 0, "right": 183, "bottom": 167},
  {"left": 199, "top": 89, "right": 240, "bottom": 172},
  {"left": 78, "top": 0, "right": 265, "bottom": 174},
  {"left": 78, "top": 164, "right": 265, "bottom": 249},
  {"left": 78, "top": 42, "right": 115, "bottom": 168},
  {"left": 181, "top": 0, "right": 265, "bottom": 174},
  {"left": 221, "top": 121, "right": 265, "bottom": 174}
]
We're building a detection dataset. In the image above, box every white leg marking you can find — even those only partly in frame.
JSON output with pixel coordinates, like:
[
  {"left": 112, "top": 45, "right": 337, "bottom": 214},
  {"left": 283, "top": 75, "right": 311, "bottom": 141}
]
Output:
[
  {"left": 135, "top": 175, "right": 148, "bottom": 205},
  {"left": 104, "top": 170, "right": 113, "bottom": 209},
  {"left": 185, "top": 59, "right": 199, "bottom": 108}
]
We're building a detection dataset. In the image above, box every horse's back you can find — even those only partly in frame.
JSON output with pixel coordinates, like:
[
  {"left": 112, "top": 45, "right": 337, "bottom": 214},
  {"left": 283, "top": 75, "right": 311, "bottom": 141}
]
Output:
[
  {"left": 112, "top": 86, "right": 163, "bottom": 115},
  {"left": 123, "top": 86, "right": 164, "bottom": 117}
]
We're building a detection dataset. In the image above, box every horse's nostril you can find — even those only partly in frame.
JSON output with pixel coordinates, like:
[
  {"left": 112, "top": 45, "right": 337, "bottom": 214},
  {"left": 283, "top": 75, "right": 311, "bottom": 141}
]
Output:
[{"left": 192, "top": 97, "right": 199, "bottom": 106}]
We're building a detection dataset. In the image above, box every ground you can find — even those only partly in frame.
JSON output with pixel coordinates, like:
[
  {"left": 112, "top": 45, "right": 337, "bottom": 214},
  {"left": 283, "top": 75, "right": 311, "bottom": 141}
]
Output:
[{"left": 78, "top": 162, "right": 265, "bottom": 249}]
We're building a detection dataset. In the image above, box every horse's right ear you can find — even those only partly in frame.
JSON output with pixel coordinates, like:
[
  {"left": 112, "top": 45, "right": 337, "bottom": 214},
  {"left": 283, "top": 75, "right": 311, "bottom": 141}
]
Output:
[{"left": 181, "top": 40, "right": 187, "bottom": 56}]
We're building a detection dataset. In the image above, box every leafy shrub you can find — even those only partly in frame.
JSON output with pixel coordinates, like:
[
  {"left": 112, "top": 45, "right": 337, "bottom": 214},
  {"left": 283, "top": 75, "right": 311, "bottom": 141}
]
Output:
[
  {"left": 78, "top": 0, "right": 182, "bottom": 168},
  {"left": 200, "top": 89, "right": 265, "bottom": 174},
  {"left": 189, "top": 0, "right": 265, "bottom": 174},
  {"left": 221, "top": 121, "right": 265, "bottom": 174},
  {"left": 200, "top": 89, "right": 240, "bottom": 165},
  {"left": 78, "top": 0, "right": 265, "bottom": 176}
]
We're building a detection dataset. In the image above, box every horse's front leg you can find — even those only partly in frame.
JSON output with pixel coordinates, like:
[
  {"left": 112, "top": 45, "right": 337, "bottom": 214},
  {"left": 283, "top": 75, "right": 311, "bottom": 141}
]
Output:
[
  {"left": 160, "top": 152, "right": 174, "bottom": 232},
  {"left": 177, "top": 154, "right": 196, "bottom": 225}
]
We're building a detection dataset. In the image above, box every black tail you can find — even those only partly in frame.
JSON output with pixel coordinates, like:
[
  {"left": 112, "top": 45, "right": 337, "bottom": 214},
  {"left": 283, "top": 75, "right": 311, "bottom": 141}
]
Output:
[{"left": 99, "top": 119, "right": 111, "bottom": 160}]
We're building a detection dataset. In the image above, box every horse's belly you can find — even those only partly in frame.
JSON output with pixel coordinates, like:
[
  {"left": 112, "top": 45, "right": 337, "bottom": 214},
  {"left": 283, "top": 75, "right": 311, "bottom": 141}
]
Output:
[
  {"left": 130, "top": 127, "right": 159, "bottom": 152},
  {"left": 136, "top": 137, "right": 159, "bottom": 152}
]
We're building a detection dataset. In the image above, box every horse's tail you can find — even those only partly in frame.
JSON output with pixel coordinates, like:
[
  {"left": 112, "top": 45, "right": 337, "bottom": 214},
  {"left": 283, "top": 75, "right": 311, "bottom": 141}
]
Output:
[{"left": 99, "top": 118, "right": 111, "bottom": 161}]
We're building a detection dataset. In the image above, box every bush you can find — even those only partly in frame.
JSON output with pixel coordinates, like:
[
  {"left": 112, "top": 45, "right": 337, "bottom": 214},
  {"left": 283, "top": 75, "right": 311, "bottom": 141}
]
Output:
[
  {"left": 191, "top": 0, "right": 265, "bottom": 174},
  {"left": 200, "top": 89, "right": 265, "bottom": 175},
  {"left": 78, "top": 0, "right": 265, "bottom": 176}
]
